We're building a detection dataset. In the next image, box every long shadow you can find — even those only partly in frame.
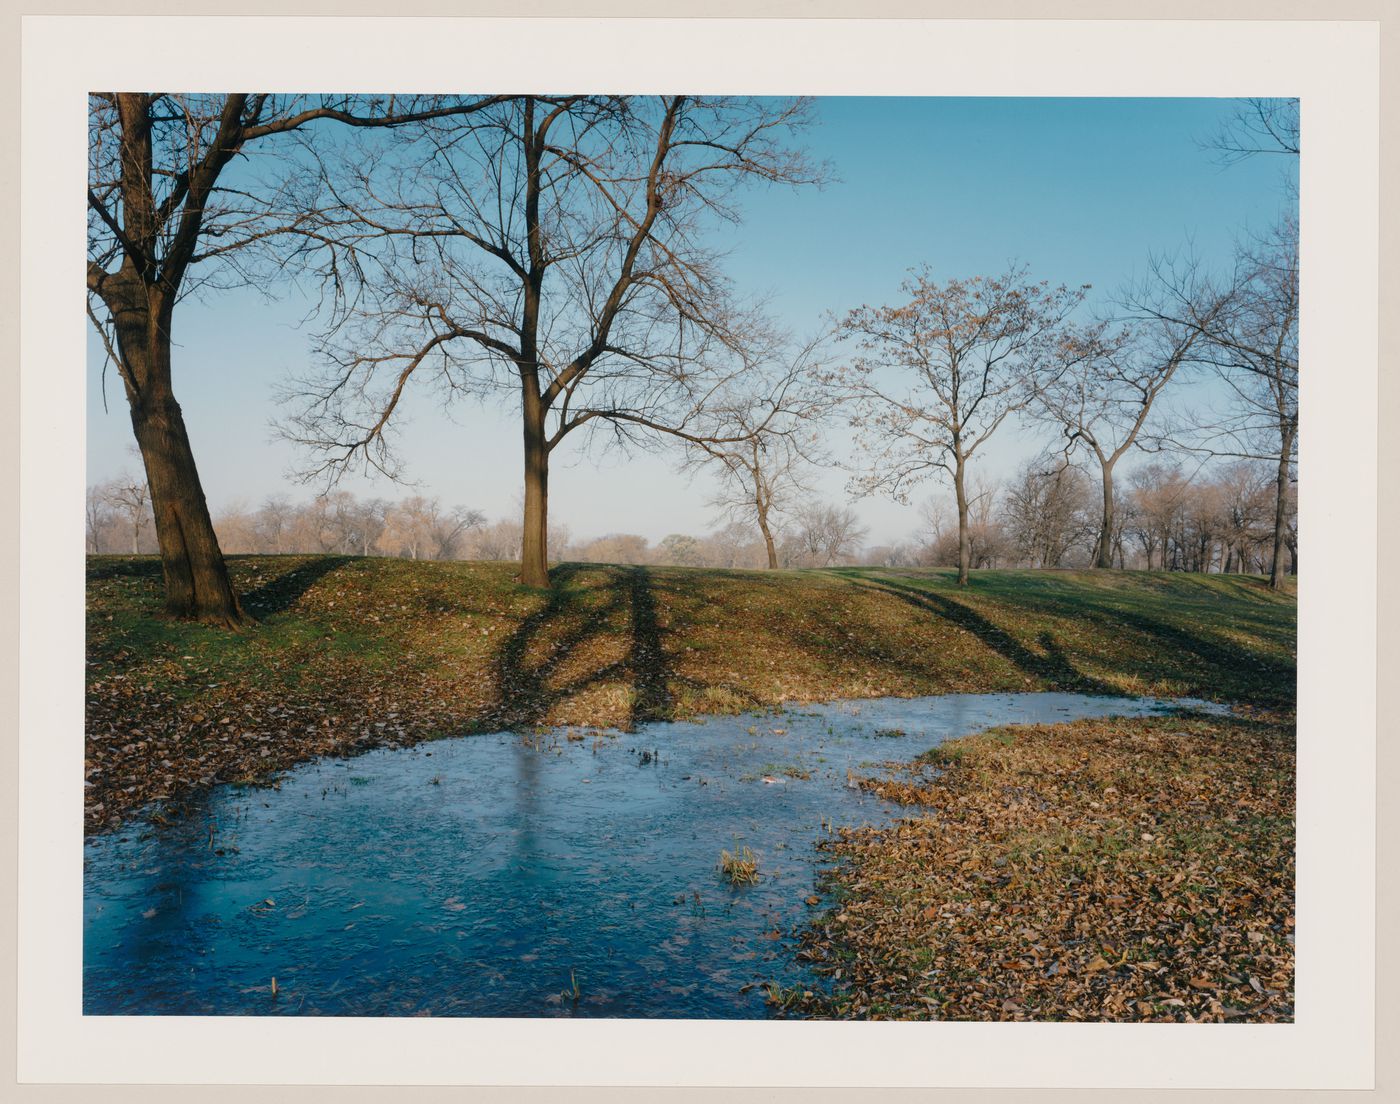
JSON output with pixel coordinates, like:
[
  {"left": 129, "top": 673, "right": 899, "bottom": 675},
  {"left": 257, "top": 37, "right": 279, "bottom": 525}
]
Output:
[
  {"left": 857, "top": 576, "right": 1114, "bottom": 694},
  {"left": 970, "top": 570, "right": 1295, "bottom": 640},
  {"left": 860, "top": 571, "right": 1293, "bottom": 708},
  {"left": 622, "top": 566, "right": 676, "bottom": 723},
  {"left": 495, "top": 564, "right": 604, "bottom": 721},
  {"left": 1062, "top": 597, "right": 1295, "bottom": 707},
  {"left": 492, "top": 564, "right": 742, "bottom": 731},
  {"left": 241, "top": 555, "right": 355, "bottom": 617},
  {"left": 888, "top": 570, "right": 1293, "bottom": 703},
  {"left": 493, "top": 564, "right": 637, "bottom": 728},
  {"left": 623, "top": 569, "right": 765, "bottom": 720}
]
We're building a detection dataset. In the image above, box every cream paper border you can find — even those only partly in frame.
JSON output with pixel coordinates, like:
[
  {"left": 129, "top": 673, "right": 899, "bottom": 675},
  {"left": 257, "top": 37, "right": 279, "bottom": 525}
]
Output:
[{"left": 12, "top": 13, "right": 1379, "bottom": 1091}]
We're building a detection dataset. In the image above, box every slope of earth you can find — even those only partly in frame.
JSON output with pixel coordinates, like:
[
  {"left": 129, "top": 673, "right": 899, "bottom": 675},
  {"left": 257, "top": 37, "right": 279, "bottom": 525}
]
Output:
[{"left": 85, "top": 556, "right": 1295, "bottom": 832}]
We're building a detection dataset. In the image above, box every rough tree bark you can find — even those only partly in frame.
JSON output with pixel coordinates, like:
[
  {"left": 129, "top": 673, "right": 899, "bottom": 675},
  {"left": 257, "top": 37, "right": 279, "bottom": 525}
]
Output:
[
  {"left": 119, "top": 323, "right": 244, "bottom": 622},
  {"left": 520, "top": 388, "right": 552, "bottom": 588}
]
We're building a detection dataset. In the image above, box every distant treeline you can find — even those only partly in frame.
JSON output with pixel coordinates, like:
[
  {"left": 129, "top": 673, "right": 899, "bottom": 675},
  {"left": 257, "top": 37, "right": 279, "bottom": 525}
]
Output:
[{"left": 88, "top": 454, "right": 1294, "bottom": 576}]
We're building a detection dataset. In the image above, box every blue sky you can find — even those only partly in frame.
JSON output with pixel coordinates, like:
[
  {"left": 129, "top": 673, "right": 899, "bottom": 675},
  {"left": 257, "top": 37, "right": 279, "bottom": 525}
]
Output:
[{"left": 86, "top": 97, "right": 1296, "bottom": 545}]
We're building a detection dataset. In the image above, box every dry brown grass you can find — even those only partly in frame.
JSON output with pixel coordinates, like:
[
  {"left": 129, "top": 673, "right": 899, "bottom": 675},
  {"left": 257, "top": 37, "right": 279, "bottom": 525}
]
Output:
[
  {"left": 786, "top": 713, "right": 1295, "bottom": 1022},
  {"left": 718, "top": 844, "right": 761, "bottom": 886}
]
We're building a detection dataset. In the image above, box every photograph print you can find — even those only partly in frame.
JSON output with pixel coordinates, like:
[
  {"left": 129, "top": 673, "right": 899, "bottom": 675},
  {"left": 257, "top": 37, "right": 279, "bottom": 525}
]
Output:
[{"left": 83, "top": 90, "right": 1298, "bottom": 1023}]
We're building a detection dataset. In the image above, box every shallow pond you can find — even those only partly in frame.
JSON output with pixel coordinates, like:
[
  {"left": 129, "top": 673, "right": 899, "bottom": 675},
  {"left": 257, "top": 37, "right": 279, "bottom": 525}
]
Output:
[{"left": 84, "top": 692, "right": 1221, "bottom": 1018}]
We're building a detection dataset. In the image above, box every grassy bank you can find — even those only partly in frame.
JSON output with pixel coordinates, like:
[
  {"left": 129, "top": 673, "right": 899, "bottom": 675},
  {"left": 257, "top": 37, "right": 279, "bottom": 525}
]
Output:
[
  {"left": 780, "top": 713, "right": 1295, "bottom": 1022},
  {"left": 86, "top": 555, "right": 1295, "bottom": 836}
]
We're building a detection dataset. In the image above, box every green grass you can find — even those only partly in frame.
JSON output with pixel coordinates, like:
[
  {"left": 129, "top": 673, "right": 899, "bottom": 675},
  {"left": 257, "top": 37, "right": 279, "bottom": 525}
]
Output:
[{"left": 84, "top": 555, "right": 1295, "bottom": 830}]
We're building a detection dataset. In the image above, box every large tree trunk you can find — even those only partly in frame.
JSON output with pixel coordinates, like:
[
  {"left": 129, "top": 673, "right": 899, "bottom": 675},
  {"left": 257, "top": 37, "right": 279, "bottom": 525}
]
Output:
[
  {"left": 1095, "top": 462, "right": 1115, "bottom": 569},
  {"left": 954, "top": 459, "right": 970, "bottom": 587},
  {"left": 520, "top": 387, "right": 551, "bottom": 587},
  {"left": 1269, "top": 423, "right": 1295, "bottom": 591},
  {"left": 128, "top": 374, "right": 246, "bottom": 626},
  {"left": 110, "top": 280, "right": 248, "bottom": 627}
]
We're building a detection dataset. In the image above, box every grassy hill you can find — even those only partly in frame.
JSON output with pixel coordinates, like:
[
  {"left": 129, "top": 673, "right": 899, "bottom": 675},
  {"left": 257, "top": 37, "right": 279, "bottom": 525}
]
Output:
[
  {"left": 85, "top": 555, "right": 1295, "bottom": 831},
  {"left": 86, "top": 554, "right": 1298, "bottom": 1021}
]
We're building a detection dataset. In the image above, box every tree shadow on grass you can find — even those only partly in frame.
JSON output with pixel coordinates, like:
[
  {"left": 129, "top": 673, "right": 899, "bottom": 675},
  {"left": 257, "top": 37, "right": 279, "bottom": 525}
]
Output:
[
  {"left": 494, "top": 564, "right": 621, "bottom": 726},
  {"left": 1060, "top": 598, "right": 1295, "bottom": 708},
  {"left": 85, "top": 556, "right": 164, "bottom": 582},
  {"left": 858, "top": 570, "right": 1293, "bottom": 708},
  {"left": 856, "top": 576, "right": 1115, "bottom": 694},
  {"left": 494, "top": 564, "right": 679, "bottom": 730},
  {"left": 890, "top": 570, "right": 1292, "bottom": 706},
  {"left": 492, "top": 564, "right": 757, "bottom": 731},
  {"left": 624, "top": 566, "right": 676, "bottom": 722},
  {"left": 241, "top": 555, "right": 355, "bottom": 618}
]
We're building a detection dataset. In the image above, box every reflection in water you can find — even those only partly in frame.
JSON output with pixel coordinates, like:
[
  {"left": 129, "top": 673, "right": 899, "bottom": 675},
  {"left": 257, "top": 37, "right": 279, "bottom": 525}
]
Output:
[
  {"left": 512, "top": 736, "right": 542, "bottom": 876},
  {"left": 84, "top": 693, "right": 1224, "bottom": 1018}
]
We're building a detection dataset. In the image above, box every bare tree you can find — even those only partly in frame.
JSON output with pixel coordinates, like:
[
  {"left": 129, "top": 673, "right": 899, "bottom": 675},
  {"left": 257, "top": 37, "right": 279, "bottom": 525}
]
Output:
[
  {"left": 313, "top": 490, "right": 393, "bottom": 556},
  {"left": 913, "top": 495, "right": 950, "bottom": 561},
  {"left": 281, "top": 95, "right": 823, "bottom": 587},
  {"left": 786, "top": 502, "right": 868, "bottom": 567},
  {"left": 860, "top": 542, "right": 920, "bottom": 568},
  {"left": 1201, "top": 98, "right": 1300, "bottom": 165},
  {"left": 1126, "top": 461, "right": 1192, "bottom": 570},
  {"left": 1190, "top": 96, "right": 1298, "bottom": 587},
  {"left": 99, "top": 473, "right": 154, "bottom": 555},
  {"left": 916, "top": 476, "right": 1007, "bottom": 569},
  {"left": 1000, "top": 458, "right": 1096, "bottom": 568},
  {"left": 377, "top": 497, "right": 483, "bottom": 561},
  {"left": 704, "top": 521, "right": 767, "bottom": 569},
  {"left": 833, "top": 266, "right": 1086, "bottom": 585},
  {"left": 256, "top": 494, "right": 296, "bottom": 555},
  {"left": 678, "top": 337, "right": 831, "bottom": 568},
  {"left": 430, "top": 505, "right": 487, "bottom": 560},
  {"left": 290, "top": 495, "right": 339, "bottom": 554},
  {"left": 1213, "top": 461, "right": 1274, "bottom": 573},
  {"left": 468, "top": 518, "right": 525, "bottom": 563},
  {"left": 655, "top": 533, "right": 705, "bottom": 567},
  {"left": 1283, "top": 481, "right": 1298, "bottom": 576},
  {"left": 1036, "top": 316, "right": 1198, "bottom": 567},
  {"left": 1130, "top": 220, "right": 1298, "bottom": 588},
  {"left": 86, "top": 485, "right": 115, "bottom": 553},
  {"left": 349, "top": 497, "right": 390, "bottom": 557},
  {"left": 211, "top": 501, "right": 260, "bottom": 554},
  {"left": 87, "top": 93, "right": 501, "bottom": 625},
  {"left": 577, "top": 533, "right": 651, "bottom": 566},
  {"left": 1176, "top": 479, "right": 1228, "bottom": 573}
]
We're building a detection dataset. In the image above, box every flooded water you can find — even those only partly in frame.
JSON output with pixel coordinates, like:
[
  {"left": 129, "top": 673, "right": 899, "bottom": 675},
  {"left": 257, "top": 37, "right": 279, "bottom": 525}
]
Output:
[{"left": 84, "top": 692, "right": 1222, "bottom": 1018}]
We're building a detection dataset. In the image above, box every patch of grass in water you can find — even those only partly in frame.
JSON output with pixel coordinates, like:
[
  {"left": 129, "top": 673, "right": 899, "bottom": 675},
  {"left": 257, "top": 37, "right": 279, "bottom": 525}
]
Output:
[
  {"left": 718, "top": 843, "right": 760, "bottom": 886},
  {"left": 741, "top": 761, "right": 811, "bottom": 782}
]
